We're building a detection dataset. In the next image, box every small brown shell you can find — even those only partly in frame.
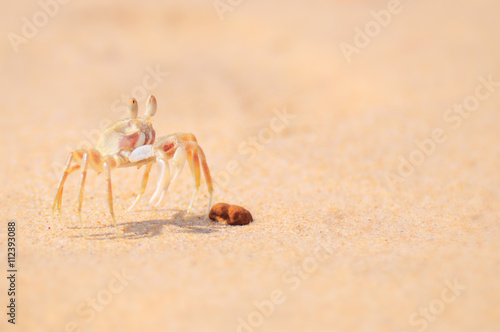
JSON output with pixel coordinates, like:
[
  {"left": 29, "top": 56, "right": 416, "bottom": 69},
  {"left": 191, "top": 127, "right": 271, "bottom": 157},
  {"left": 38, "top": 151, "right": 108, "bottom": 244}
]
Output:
[{"left": 209, "top": 203, "right": 253, "bottom": 226}]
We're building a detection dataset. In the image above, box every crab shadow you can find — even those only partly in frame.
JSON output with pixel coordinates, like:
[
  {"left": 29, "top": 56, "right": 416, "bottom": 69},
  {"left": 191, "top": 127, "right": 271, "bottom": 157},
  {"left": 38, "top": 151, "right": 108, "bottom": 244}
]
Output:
[{"left": 71, "top": 210, "right": 223, "bottom": 240}]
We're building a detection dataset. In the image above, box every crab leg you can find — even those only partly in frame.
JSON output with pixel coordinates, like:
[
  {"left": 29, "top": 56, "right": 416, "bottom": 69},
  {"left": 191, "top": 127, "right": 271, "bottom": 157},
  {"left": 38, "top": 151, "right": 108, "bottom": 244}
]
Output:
[
  {"left": 174, "top": 133, "right": 209, "bottom": 214},
  {"left": 77, "top": 153, "right": 89, "bottom": 236},
  {"left": 149, "top": 157, "right": 171, "bottom": 207},
  {"left": 170, "top": 147, "right": 187, "bottom": 183},
  {"left": 175, "top": 134, "right": 203, "bottom": 213},
  {"left": 104, "top": 161, "right": 122, "bottom": 235},
  {"left": 196, "top": 145, "right": 213, "bottom": 218},
  {"left": 186, "top": 150, "right": 201, "bottom": 213},
  {"left": 176, "top": 141, "right": 213, "bottom": 217},
  {"left": 154, "top": 134, "right": 213, "bottom": 216},
  {"left": 52, "top": 153, "right": 80, "bottom": 214},
  {"left": 127, "top": 163, "right": 153, "bottom": 211},
  {"left": 152, "top": 147, "right": 187, "bottom": 208}
]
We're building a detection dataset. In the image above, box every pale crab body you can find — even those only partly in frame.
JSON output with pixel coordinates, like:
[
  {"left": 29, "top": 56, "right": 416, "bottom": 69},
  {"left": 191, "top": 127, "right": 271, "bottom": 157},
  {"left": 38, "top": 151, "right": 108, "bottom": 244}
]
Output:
[
  {"left": 96, "top": 118, "right": 156, "bottom": 157},
  {"left": 52, "top": 95, "right": 213, "bottom": 236}
]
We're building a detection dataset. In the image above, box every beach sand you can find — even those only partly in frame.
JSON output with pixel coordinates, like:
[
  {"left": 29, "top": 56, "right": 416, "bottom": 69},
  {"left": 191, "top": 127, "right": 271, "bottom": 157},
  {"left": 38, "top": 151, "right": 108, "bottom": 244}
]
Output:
[{"left": 1, "top": 0, "right": 499, "bottom": 331}]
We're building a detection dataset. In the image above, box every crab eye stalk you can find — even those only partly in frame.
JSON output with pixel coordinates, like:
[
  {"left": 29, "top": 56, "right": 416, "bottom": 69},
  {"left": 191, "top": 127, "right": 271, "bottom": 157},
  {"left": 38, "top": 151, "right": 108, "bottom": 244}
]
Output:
[
  {"left": 145, "top": 95, "right": 157, "bottom": 118},
  {"left": 127, "top": 98, "right": 138, "bottom": 118}
]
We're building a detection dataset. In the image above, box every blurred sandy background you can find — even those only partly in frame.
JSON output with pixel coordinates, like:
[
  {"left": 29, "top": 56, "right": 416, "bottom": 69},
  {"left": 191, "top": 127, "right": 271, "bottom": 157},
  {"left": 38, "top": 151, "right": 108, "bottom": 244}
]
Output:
[{"left": 1, "top": 0, "right": 500, "bottom": 331}]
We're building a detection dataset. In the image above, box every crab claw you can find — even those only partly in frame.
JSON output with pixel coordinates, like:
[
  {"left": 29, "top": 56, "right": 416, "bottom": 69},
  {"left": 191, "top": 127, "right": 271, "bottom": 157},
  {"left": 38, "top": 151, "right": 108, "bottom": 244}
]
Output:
[{"left": 129, "top": 145, "right": 155, "bottom": 163}]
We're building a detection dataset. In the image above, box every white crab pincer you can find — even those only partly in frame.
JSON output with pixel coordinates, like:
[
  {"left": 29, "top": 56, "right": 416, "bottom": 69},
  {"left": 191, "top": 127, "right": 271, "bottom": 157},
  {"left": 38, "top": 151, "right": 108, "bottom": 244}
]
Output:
[{"left": 52, "top": 95, "right": 213, "bottom": 236}]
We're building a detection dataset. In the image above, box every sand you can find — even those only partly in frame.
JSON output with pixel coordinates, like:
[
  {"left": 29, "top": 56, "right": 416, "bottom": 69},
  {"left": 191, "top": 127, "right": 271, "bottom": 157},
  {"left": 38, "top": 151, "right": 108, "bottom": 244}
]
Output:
[{"left": 1, "top": 0, "right": 499, "bottom": 331}]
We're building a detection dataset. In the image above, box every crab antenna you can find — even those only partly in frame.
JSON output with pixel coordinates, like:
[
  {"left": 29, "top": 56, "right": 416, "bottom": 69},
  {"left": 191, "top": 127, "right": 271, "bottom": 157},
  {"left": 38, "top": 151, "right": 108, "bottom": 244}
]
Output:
[
  {"left": 128, "top": 98, "right": 138, "bottom": 118},
  {"left": 145, "top": 95, "right": 157, "bottom": 118}
]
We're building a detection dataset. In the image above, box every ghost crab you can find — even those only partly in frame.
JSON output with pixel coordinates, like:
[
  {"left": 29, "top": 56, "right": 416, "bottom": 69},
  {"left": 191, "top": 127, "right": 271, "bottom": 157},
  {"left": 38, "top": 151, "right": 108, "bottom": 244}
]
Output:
[{"left": 52, "top": 95, "right": 213, "bottom": 236}]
